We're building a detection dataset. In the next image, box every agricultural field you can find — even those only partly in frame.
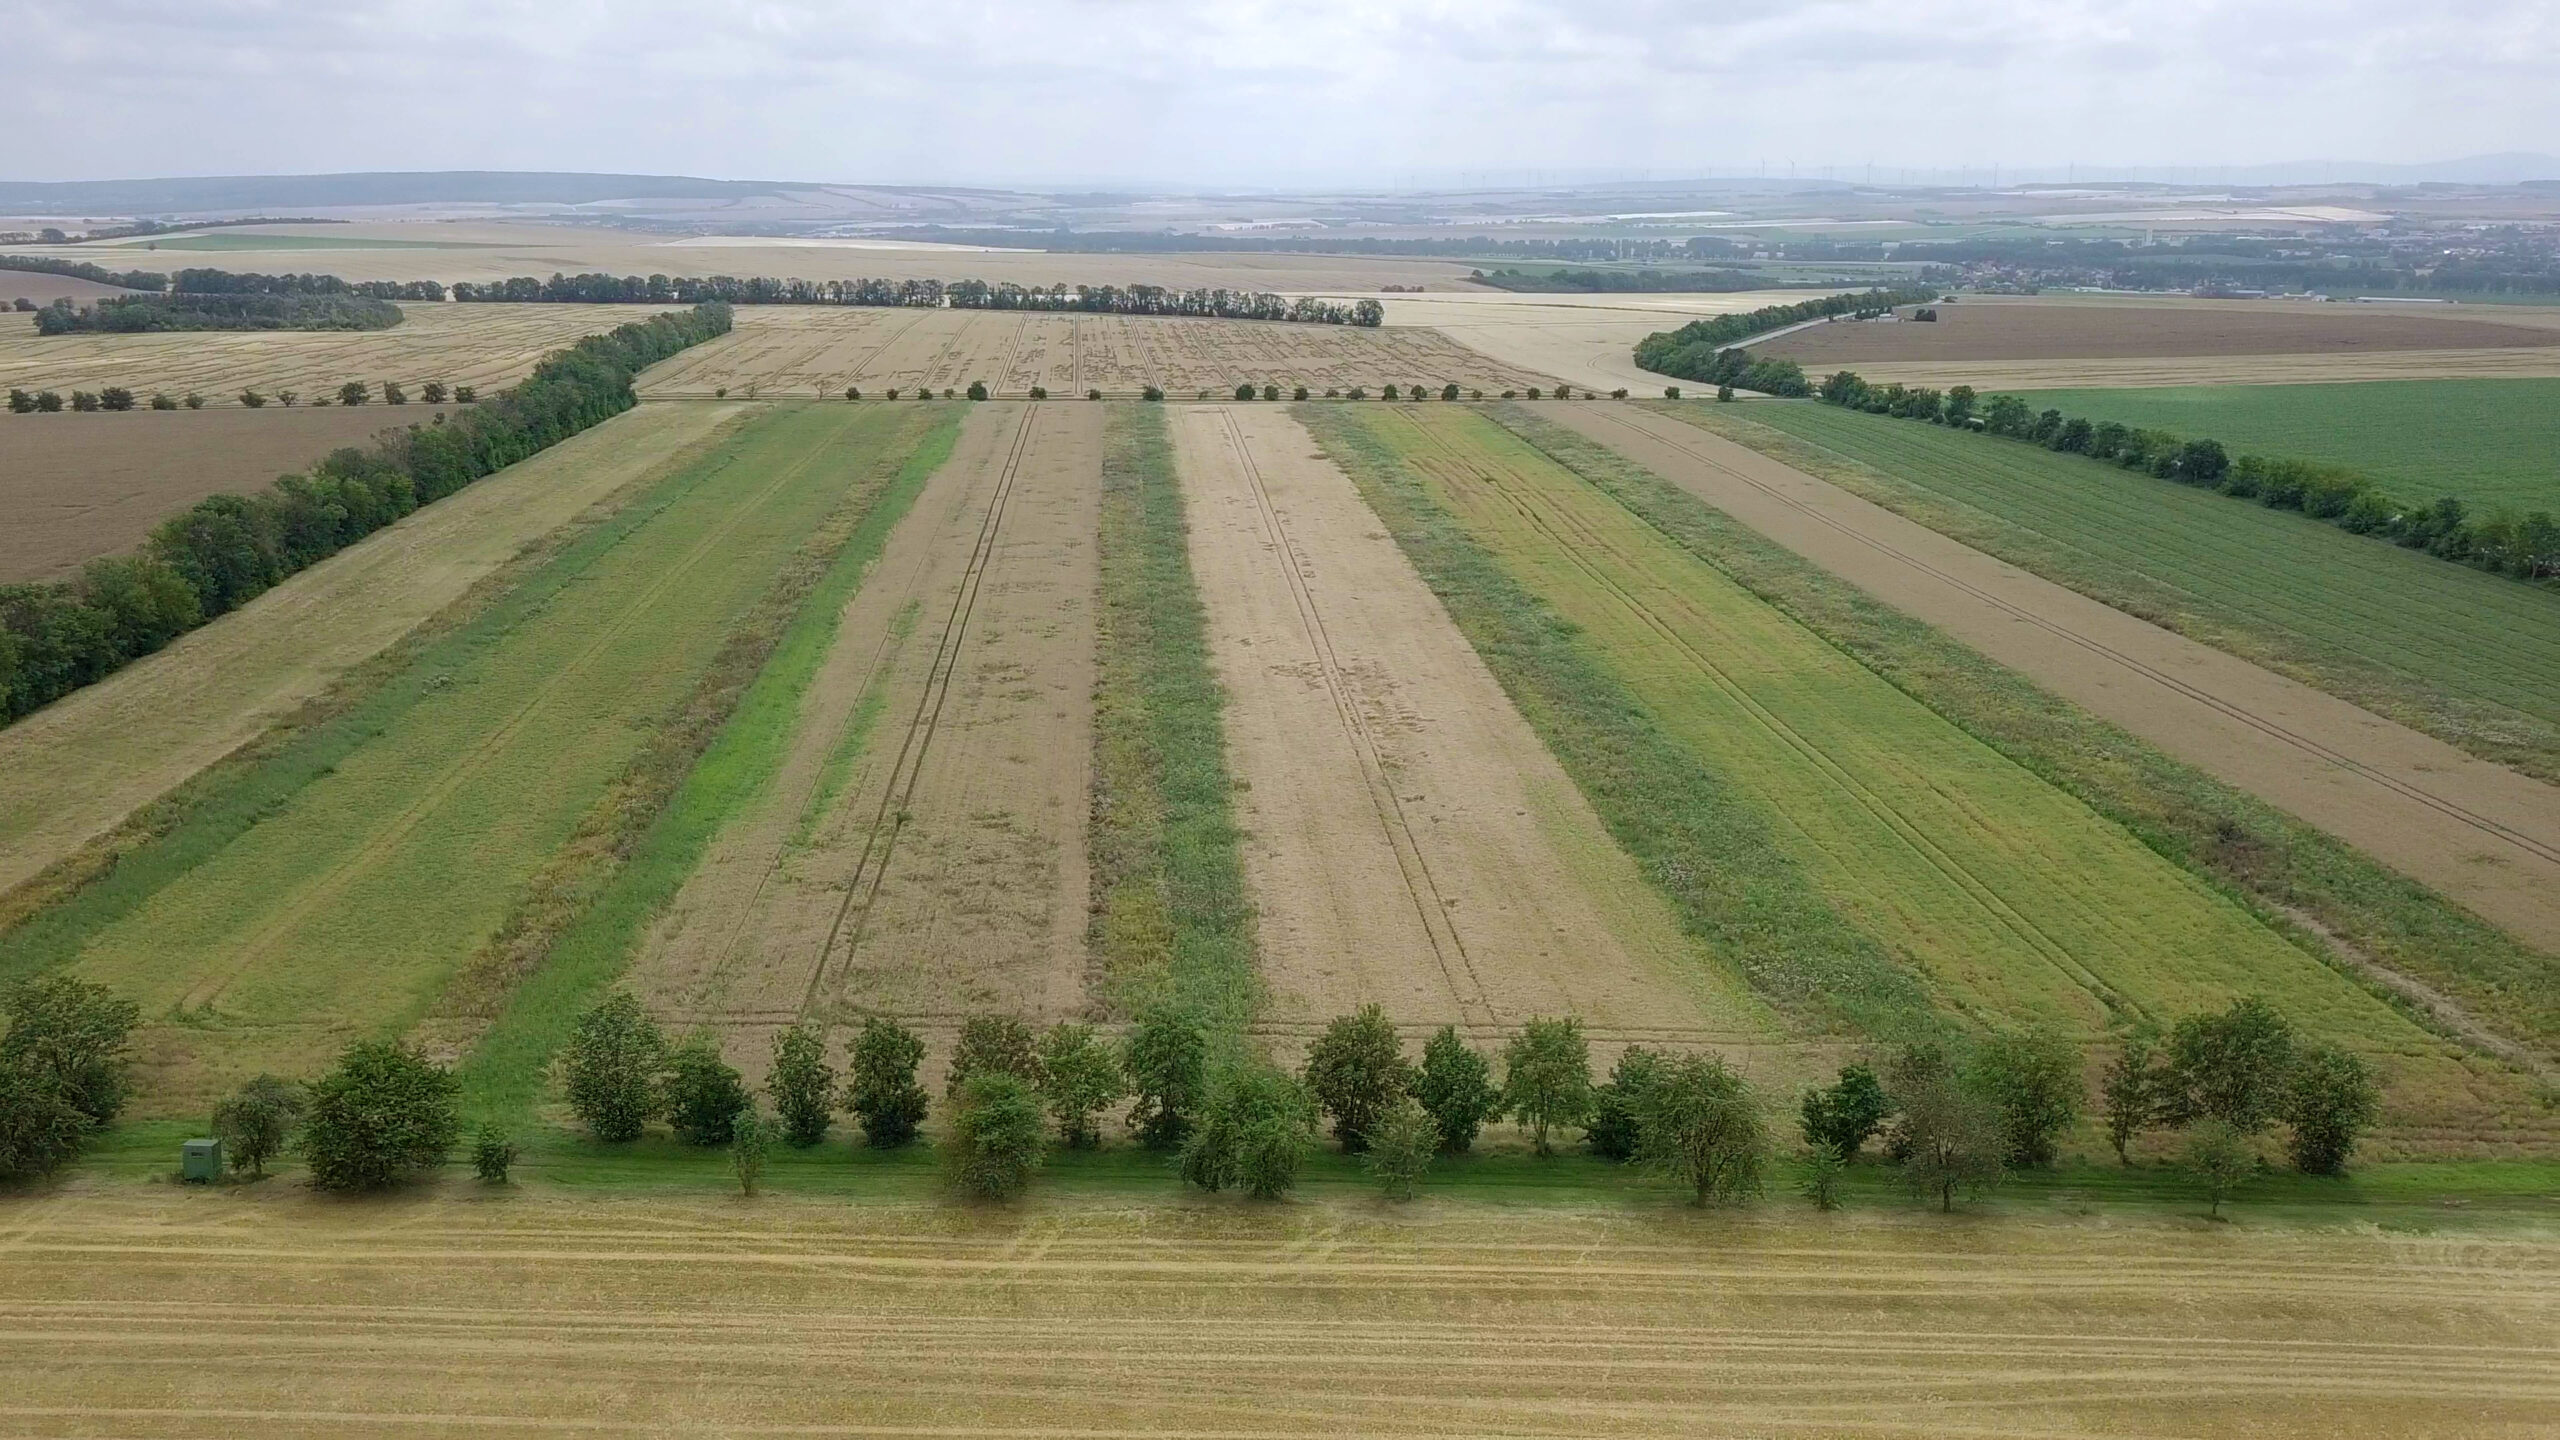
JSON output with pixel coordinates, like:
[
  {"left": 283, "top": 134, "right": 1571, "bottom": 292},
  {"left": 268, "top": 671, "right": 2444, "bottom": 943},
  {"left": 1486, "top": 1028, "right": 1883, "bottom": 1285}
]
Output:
[
  {"left": 0, "top": 406, "right": 410, "bottom": 580},
  {"left": 0, "top": 272, "right": 141, "bottom": 307},
  {"left": 0, "top": 301, "right": 662, "bottom": 400},
  {"left": 2014, "top": 378, "right": 2560, "bottom": 512},
  {"left": 1376, "top": 288, "right": 1843, "bottom": 397},
  {"left": 1685, "top": 401, "right": 2560, "bottom": 791},
  {"left": 0, "top": 401, "right": 948, "bottom": 1113},
  {"left": 1305, "top": 403, "right": 2548, "bottom": 1148},
  {"left": 4, "top": 1182, "right": 2556, "bottom": 1439},
  {"left": 633, "top": 304, "right": 1550, "bottom": 399},
  {"left": 1756, "top": 294, "right": 2560, "bottom": 388}
]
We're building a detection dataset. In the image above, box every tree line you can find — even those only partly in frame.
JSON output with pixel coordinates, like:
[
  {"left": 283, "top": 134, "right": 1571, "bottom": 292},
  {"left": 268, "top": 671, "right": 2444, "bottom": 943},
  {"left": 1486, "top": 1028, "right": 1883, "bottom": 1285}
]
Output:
[
  {"left": 0, "top": 303, "right": 734, "bottom": 725},
  {"left": 1814, "top": 370, "right": 2560, "bottom": 584},
  {"left": 0, "top": 255, "right": 168, "bottom": 291},
  {"left": 1632, "top": 286, "right": 1942, "bottom": 394},
  {"left": 448, "top": 272, "right": 1387, "bottom": 326},
  {"left": 170, "top": 269, "right": 447, "bottom": 301},
  {"left": 9, "top": 380, "right": 473, "bottom": 414},
  {"left": 31, "top": 293, "right": 406, "bottom": 335}
]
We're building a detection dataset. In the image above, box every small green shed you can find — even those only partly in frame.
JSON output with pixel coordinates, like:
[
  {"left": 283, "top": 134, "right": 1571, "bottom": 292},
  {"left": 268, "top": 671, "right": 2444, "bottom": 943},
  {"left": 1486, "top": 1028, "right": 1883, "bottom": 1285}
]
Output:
[{"left": 180, "top": 1137, "right": 223, "bottom": 1182}]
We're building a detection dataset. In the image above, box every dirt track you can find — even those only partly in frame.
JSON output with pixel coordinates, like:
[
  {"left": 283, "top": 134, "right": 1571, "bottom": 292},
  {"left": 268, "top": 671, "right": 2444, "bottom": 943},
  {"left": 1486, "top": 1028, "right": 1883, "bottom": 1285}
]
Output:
[
  {"left": 5, "top": 1186, "right": 2554, "bottom": 1438},
  {"left": 1172, "top": 404, "right": 1774, "bottom": 1053},
  {"left": 0, "top": 403, "right": 747, "bottom": 901},
  {"left": 1543, "top": 404, "right": 2560, "bottom": 952},
  {"left": 631, "top": 402, "right": 1099, "bottom": 1066}
]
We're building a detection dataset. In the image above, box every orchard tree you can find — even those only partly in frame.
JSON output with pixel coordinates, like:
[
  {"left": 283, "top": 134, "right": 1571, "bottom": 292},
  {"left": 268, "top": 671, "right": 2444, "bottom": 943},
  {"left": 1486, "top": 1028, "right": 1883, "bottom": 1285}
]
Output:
[
  {"left": 845, "top": 1016, "right": 928, "bottom": 1148},
  {"left": 766, "top": 1024, "right": 836, "bottom": 1148},
  {"left": 301, "top": 1041, "right": 459, "bottom": 1192},
  {"left": 1036, "top": 1022, "right": 1126, "bottom": 1148},
  {"left": 1301, "top": 1003, "right": 1413, "bottom": 1152},
  {"left": 560, "top": 992, "right": 666, "bottom": 1142},
  {"left": 1411, "top": 1025, "right": 1497, "bottom": 1153},
  {"left": 1501, "top": 1017, "right": 1592, "bottom": 1155}
]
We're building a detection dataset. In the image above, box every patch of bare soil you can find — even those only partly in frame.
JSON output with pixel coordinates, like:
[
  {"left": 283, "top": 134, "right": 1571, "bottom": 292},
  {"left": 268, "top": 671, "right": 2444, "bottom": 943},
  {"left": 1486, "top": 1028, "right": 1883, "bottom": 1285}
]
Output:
[
  {"left": 1173, "top": 404, "right": 1778, "bottom": 1057},
  {"left": 0, "top": 406, "right": 413, "bottom": 580}
]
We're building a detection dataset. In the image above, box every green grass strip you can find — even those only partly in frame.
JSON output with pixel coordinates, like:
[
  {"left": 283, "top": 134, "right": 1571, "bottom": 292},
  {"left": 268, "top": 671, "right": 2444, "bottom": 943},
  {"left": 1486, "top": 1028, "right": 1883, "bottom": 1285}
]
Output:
[
  {"left": 458, "top": 407, "right": 962, "bottom": 1122},
  {"left": 1298, "top": 404, "right": 1936, "bottom": 1040},
  {"left": 1088, "top": 404, "right": 1258, "bottom": 1033},
  {"left": 0, "top": 414, "right": 772, "bottom": 989},
  {"left": 1492, "top": 405, "right": 2560, "bottom": 1067}
]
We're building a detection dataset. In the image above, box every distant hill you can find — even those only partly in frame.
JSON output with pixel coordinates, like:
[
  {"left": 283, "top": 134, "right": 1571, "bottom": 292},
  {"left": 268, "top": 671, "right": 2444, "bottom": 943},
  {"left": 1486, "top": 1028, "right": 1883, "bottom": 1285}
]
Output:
[{"left": 0, "top": 171, "right": 813, "bottom": 215}]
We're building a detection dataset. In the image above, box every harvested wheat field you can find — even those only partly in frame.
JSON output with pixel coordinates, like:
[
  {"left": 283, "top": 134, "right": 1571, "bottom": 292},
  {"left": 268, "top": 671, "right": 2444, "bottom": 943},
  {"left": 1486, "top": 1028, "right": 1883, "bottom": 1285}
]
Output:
[
  {"left": 630, "top": 402, "right": 1102, "bottom": 1075},
  {"left": 1382, "top": 289, "right": 1844, "bottom": 398},
  {"left": 3, "top": 1183, "right": 2555, "bottom": 1439},
  {"left": 634, "top": 305, "right": 1549, "bottom": 399},
  {"left": 0, "top": 302, "right": 661, "bottom": 401},
  {"left": 0, "top": 406, "right": 419, "bottom": 580},
  {"left": 0, "top": 402, "right": 749, "bottom": 905},
  {"left": 1172, "top": 404, "right": 1787, "bottom": 1072}
]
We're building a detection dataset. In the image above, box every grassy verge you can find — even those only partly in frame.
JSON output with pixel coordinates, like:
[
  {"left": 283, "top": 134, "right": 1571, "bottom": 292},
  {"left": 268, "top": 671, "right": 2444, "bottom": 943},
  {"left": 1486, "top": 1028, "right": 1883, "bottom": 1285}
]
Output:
[
  {"left": 1494, "top": 406, "right": 2560, "bottom": 1070},
  {"left": 1086, "top": 404, "right": 1258, "bottom": 1033},
  {"left": 1295, "top": 404, "right": 1931, "bottom": 1040},
  {"left": 1674, "top": 400, "right": 2560, "bottom": 784},
  {"left": 457, "top": 407, "right": 962, "bottom": 1124}
]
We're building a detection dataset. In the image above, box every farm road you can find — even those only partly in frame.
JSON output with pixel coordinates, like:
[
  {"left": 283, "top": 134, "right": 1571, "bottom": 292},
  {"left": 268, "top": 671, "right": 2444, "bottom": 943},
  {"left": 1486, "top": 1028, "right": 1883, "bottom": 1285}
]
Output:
[
  {"left": 1173, "top": 404, "right": 1776, "bottom": 1055},
  {"left": 1547, "top": 403, "right": 2560, "bottom": 952}
]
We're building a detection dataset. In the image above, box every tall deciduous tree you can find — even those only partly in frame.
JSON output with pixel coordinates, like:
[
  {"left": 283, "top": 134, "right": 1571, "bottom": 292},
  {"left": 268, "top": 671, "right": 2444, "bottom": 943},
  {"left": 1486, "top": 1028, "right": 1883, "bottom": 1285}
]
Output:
[
  {"left": 1302, "top": 1004, "right": 1413, "bottom": 1152},
  {"left": 1123, "top": 1007, "right": 1207, "bottom": 1150},
  {"left": 663, "top": 1035, "right": 749, "bottom": 1147},
  {"left": 1411, "top": 1025, "right": 1497, "bottom": 1154},
  {"left": 1036, "top": 1022, "right": 1127, "bottom": 1148},
  {"left": 1886, "top": 1043, "right": 2003, "bottom": 1212},
  {"left": 560, "top": 992, "right": 666, "bottom": 1143},
  {"left": 2100, "top": 1027, "right": 2165, "bottom": 1163},
  {"left": 844, "top": 1016, "right": 928, "bottom": 1149},
  {"left": 2164, "top": 997, "right": 2296, "bottom": 1134},
  {"left": 1799, "top": 1063, "right": 1892, "bottom": 1161},
  {"left": 1635, "top": 1054, "right": 1767, "bottom": 1206},
  {"left": 1966, "top": 1029, "right": 2083, "bottom": 1167},
  {"left": 946, "top": 1073, "right": 1045, "bottom": 1202},
  {"left": 2281, "top": 1044, "right": 2380, "bottom": 1175},
  {"left": 1366, "top": 1096, "right": 1436, "bottom": 1201},
  {"left": 211, "top": 1074, "right": 302, "bottom": 1178},
  {"left": 767, "top": 1024, "right": 836, "bottom": 1148},
  {"left": 1501, "top": 1018, "right": 1592, "bottom": 1156},
  {"left": 301, "top": 1041, "right": 459, "bottom": 1192},
  {"left": 947, "top": 1015, "right": 1039, "bottom": 1100}
]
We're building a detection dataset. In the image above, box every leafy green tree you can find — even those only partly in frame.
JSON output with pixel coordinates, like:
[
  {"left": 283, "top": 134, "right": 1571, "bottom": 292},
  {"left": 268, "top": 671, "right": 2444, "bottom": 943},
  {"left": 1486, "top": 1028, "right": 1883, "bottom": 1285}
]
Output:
[
  {"left": 1799, "top": 1063, "right": 1891, "bottom": 1161},
  {"left": 1292, "top": 386, "right": 1309, "bottom": 401},
  {"left": 423, "top": 382, "right": 449, "bottom": 404},
  {"left": 5, "top": 388, "right": 30, "bottom": 413},
  {"left": 454, "top": 385, "right": 476, "bottom": 404},
  {"left": 2164, "top": 997, "right": 2297, "bottom": 1134},
  {"left": 1036, "top": 1022, "right": 1126, "bottom": 1148},
  {"left": 210, "top": 1074, "right": 302, "bottom": 1177},
  {"left": 947, "top": 1015, "right": 1039, "bottom": 1100},
  {"left": 1585, "top": 1045, "right": 1664, "bottom": 1161},
  {"left": 1087, "top": 388, "right": 1103, "bottom": 400},
  {"left": 337, "top": 382, "right": 367, "bottom": 406},
  {"left": 381, "top": 381, "right": 407, "bottom": 405},
  {"left": 2281, "top": 1044, "right": 2380, "bottom": 1175},
  {"left": 1234, "top": 382, "right": 1256, "bottom": 401},
  {"left": 1942, "top": 385, "right": 1977, "bottom": 426},
  {"left": 1181, "top": 1061, "right": 1314, "bottom": 1199},
  {"left": 731, "top": 1106, "right": 770, "bottom": 1197},
  {"left": 1365, "top": 1096, "right": 1436, "bottom": 1201},
  {"left": 1714, "top": 384, "right": 1734, "bottom": 402},
  {"left": 766, "top": 1024, "right": 836, "bottom": 1148},
  {"left": 1440, "top": 383, "right": 1460, "bottom": 401},
  {"left": 2, "top": 975, "right": 141, "bottom": 1129},
  {"left": 1141, "top": 386, "right": 1164, "bottom": 401},
  {"left": 1886, "top": 1043, "right": 2002, "bottom": 1212},
  {"left": 1797, "top": 1148, "right": 1847, "bottom": 1211},
  {"left": 471, "top": 1124, "right": 516, "bottom": 1183},
  {"left": 35, "top": 390, "right": 63, "bottom": 412},
  {"left": 274, "top": 390, "right": 296, "bottom": 407},
  {"left": 71, "top": 391, "right": 100, "bottom": 411},
  {"left": 946, "top": 1073, "right": 1045, "bottom": 1202},
  {"left": 1966, "top": 1029, "right": 2083, "bottom": 1167},
  {"left": 300, "top": 1041, "right": 459, "bottom": 1192},
  {"left": 1262, "top": 384, "right": 1280, "bottom": 401},
  {"left": 100, "top": 387, "right": 135, "bottom": 411},
  {"left": 844, "top": 1016, "right": 928, "bottom": 1148},
  {"left": 2184, "top": 1119, "right": 2254, "bottom": 1219},
  {"left": 663, "top": 1035, "right": 750, "bottom": 1147},
  {"left": 1382, "top": 384, "right": 1401, "bottom": 400},
  {"left": 1634, "top": 1054, "right": 1766, "bottom": 1206},
  {"left": 0, "top": 1067, "right": 91, "bottom": 1180},
  {"left": 149, "top": 392, "right": 175, "bottom": 410},
  {"left": 182, "top": 393, "right": 204, "bottom": 409},
  {"left": 1123, "top": 1006, "right": 1208, "bottom": 1150},
  {"left": 560, "top": 992, "right": 666, "bottom": 1142},
  {"left": 966, "top": 381, "right": 989, "bottom": 401},
  {"left": 1302, "top": 1004, "right": 1414, "bottom": 1151},
  {"left": 1501, "top": 1017, "right": 1592, "bottom": 1155},
  {"left": 2100, "top": 1027, "right": 2165, "bottom": 1163},
  {"left": 1411, "top": 1025, "right": 1497, "bottom": 1154}
]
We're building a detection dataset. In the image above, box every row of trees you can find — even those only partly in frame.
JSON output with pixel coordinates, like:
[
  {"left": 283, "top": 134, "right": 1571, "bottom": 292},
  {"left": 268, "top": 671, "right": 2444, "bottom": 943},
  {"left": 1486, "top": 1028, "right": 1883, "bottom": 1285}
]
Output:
[
  {"left": 1633, "top": 286, "right": 1941, "bottom": 388},
  {"left": 0, "top": 255, "right": 167, "bottom": 291},
  {"left": 8, "top": 381, "right": 475, "bottom": 413},
  {"left": 1814, "top": 369, "right": 2560, "bottom": 583},
  {"left": 0, "top": 304, "right": 734, "bottom": 725},
  {"left": 447, "top": 272, "right": 1387, "bottom": 326},
  {"left": 170, "top": 269, "right": 447, "bottom": 301},
  {"left": 31, "top": 293, "right": 406, "bottom": 335}
]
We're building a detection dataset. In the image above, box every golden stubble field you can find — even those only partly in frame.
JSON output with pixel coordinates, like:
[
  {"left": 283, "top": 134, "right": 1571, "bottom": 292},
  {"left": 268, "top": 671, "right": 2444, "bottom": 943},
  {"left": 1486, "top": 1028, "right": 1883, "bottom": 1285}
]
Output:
[{"left": 2, "top": 1182, "right": 2553, "bottom": 1438}]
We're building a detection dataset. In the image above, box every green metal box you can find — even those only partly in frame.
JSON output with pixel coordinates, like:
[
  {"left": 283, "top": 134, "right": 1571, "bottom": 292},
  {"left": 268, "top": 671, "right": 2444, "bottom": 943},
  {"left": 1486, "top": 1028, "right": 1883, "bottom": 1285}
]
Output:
[{"left": 180, "top": 1137, "right": 222, "bottom": 1183}]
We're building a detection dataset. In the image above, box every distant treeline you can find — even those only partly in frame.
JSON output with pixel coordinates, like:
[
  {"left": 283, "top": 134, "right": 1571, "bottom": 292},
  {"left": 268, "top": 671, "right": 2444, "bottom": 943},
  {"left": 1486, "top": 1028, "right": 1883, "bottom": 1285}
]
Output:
[
  {"left": 449, "top": 272, "right": 1386, "bottom": 325},
  {"left": 1633, "top": 286, "right": 1940, "bottom": 395},
  {"left": 1814, "top": 371, "right": 2560, "bottom": 584},
  {"left": 0, "top": 255, "right": 167, "bottom": 291},
  {"left": 33, "top": 293, "right": 406, "bottom": 334},
  {"left": 1475, "top": 266, "right": 1788, "bottom": 294},
  {"left": 171, "top": 269, "right": 447, "bottom": 301},
  {"left": 0, "top": 303, "right": 735, "bottom": 725}
]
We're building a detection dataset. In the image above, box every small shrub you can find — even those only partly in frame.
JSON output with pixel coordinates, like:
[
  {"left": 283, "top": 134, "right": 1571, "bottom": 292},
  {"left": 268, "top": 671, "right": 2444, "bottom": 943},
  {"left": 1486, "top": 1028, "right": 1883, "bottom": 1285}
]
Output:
[
  {"left": 1469, "top": 388, "right": 1483, "bottom": 400},
  {"left": 1797, "top": 1148, "right": 1847, "bottom": 1211},
  {"left": 1366, "top": 1096, "right": 1436, "bottom": 1201},
  {"left": 884, "top": 387, "right": 901, "bottom": 400},
  {"left": 2184, "top": 1118, "right": 2255, "bottom": 1219},
  {"left": 1123, "top": 1006, "right": 1207, "bottom": 1150},
  {"left": 1411, "top": 1025, "right": 1497, "bottom": 1154},
  {"left": 183, "top": 392, "right": 204, "bottom": 409},
  {"left": 731, "top": 1106, "right": 770, "bottom": 1197},
  {"left": 1029, "top": 385, "right": 1048, "bottom": 400},
  {"left": 845, "top": 1016, "right": 928, "bottom": 1148},
  {"left": 301, "top": 1041, "right": 459, "bottom": 1192},
  {"left": 663, "top": 1035, "right": 749, "bottom": 1147},
  {"left": 1036, "top": 1022, "right": 1126, "bottom": 1148},
  {"left": 560, "top": 992, "right": 666, "bottom": 1142},
  {"left": 1609, "top": 388, "right": 1628, "bottom": 400},
  {"left": 946, "top": 1073, "right": 1044, "bottom": 1202},
  {"left": 454, "top": 385, "right": 476, "bottom": 403},
  {"left": 211, "top": 1074, "right": 302, "bottom": 1178},
  {"left": 471, "top": 1124, "right": 517, "bottom": 1183},
  {"left": 1301, "top": 1003, "right": 1412, "bottom": 1152},
  {"left": 947, "top": 1015, "right": 1039, "bottom": 1100},
  {"left": 149, "top": 392, "right": 176, "bottom": 410},
  {"left": 1086, "top": 388, "right": 1103, "bottom": 400},
  {"left": 767, "top": 1024, "right": 837, "bottom": 1148}
]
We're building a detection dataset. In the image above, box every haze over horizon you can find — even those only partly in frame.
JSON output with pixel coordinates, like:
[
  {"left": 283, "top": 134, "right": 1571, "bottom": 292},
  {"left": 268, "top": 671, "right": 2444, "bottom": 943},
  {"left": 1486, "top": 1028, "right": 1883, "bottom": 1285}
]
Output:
[{"left": 7, "top": 0, "right": 2552, "bottom": 190}]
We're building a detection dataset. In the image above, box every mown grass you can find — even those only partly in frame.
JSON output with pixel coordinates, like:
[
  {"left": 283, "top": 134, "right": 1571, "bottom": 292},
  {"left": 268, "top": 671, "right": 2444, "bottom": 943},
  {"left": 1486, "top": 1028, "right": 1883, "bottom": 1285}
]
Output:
[
  {"left": 458, "top": 407, "right": 962, "bottom": 1124},
  {"left": 2017, "top": 378, "right": 2560, "bottom": 514},
  {"left": 1496, "top": 407, "right": 2560, "bottom": 1076},
  {"left": 1086, "top": 404, "right": 1259, "bottom": 1033},
  {"left": 1681, "top": 400, "right": 2560, "bottom": 783},
  {"left": 1297, "top": 403, "right": 1932, "bottom": 1039}
]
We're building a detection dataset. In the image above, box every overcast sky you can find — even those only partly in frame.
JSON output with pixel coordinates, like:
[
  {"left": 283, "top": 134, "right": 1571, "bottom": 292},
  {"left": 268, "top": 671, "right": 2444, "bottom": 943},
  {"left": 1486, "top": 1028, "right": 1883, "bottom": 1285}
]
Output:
[{"left": 6, "top": 0, "right": 2554, "bottom": 187}]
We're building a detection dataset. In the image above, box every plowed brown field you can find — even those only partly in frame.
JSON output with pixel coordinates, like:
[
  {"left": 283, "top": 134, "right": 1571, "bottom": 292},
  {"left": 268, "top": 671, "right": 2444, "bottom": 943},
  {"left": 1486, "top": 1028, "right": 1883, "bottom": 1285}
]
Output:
[
  {"left": 634, "top": 306, "right": 1550, "bottom": 400},
  {"left": 630, "top": 402, "right": 1100, "bottom": 1076},
  {"left": 4, "top": 1185, "right": 2554, "bottom": 1438},
  {"left": 1171, "top": 404, "right": 1783, "bottom": 1066}
]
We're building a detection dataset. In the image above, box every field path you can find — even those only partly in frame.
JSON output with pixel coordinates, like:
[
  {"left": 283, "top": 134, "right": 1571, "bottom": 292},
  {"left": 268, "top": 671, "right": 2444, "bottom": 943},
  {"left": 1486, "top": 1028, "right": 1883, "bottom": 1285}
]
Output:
[
  {"left": 633, "top": 402, "right": 1100, "bottom": 1062},
  {"left": 1544, "top": 403, "right": 2560, "bottom": 951},
  {"left": 0, "top": 402, "right": 746, "bottom": 901},
  {"left": 1172, "top": 404, "right": 1772, "bottom": 1050},
  {"left": 3, "top": 1187, "right": 2555, "bottom": 1438}
]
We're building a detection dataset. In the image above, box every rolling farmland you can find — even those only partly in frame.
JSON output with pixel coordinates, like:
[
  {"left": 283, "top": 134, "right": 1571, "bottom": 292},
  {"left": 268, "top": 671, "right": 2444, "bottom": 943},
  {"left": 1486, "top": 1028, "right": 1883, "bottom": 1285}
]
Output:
[{"left": 2014, "top": 378, "right": 2560, "bottom": 512}]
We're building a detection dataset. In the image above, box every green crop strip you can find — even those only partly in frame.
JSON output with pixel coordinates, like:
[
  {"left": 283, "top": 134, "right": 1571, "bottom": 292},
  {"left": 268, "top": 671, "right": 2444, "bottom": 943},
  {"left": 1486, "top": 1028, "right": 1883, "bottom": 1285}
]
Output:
[
  {"left": 459, "top": 406, "right": 962, "bottom": 1123},
  {"left": 1086, "top": 404, "right": 1258, "bottom": 1034}
]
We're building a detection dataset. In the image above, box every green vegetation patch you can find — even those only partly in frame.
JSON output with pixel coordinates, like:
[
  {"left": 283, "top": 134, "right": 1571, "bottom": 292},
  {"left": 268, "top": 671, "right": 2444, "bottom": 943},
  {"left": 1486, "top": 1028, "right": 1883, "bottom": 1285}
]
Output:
[
  {"left": 2016, "top": 379, "right": 2560, "bottom": 514},
  {"left": 1688, "top": 400, "right": 2560, "bottom": 783},
  {"left": 1087, "top": 404, "right": 1258, "bottom": 1032}
]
